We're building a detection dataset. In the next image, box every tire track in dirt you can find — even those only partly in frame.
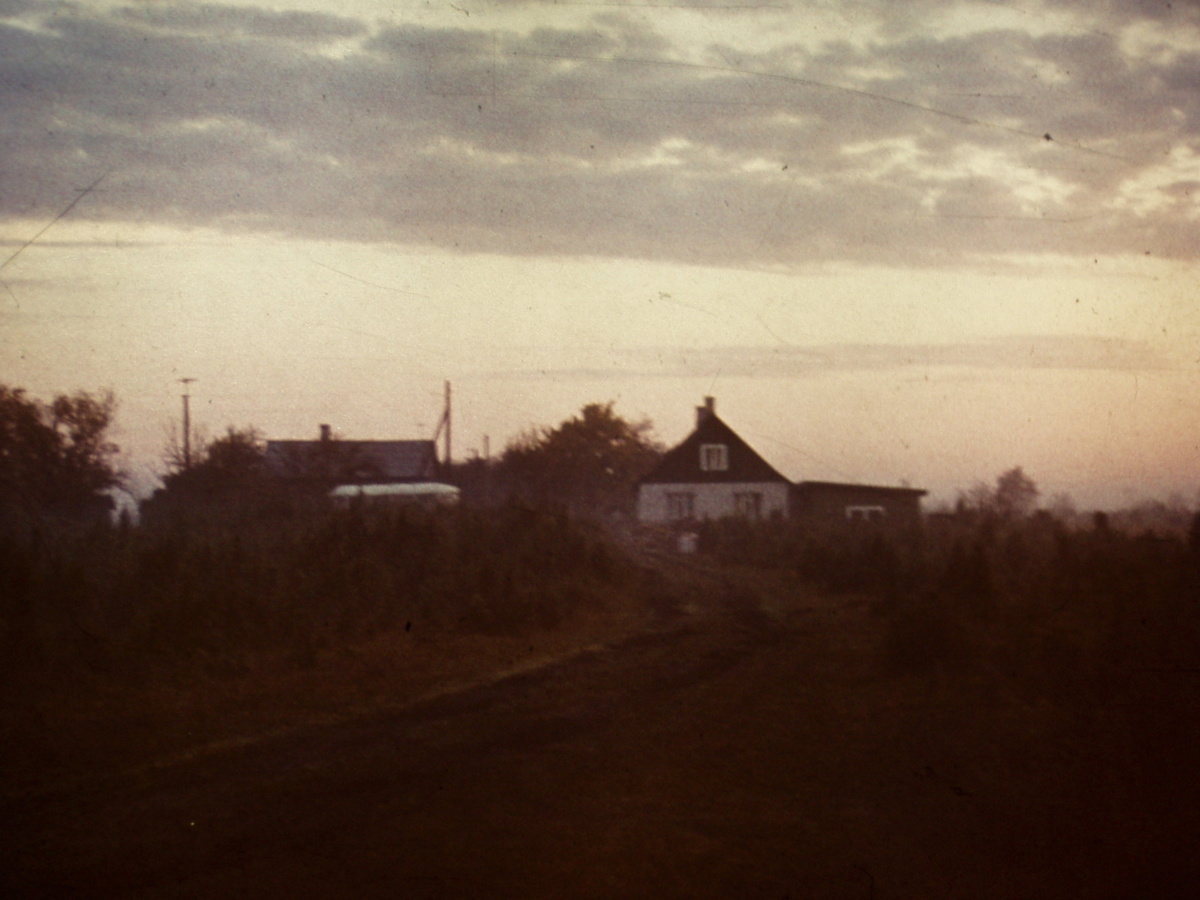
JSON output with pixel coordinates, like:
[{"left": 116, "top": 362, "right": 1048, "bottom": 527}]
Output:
[{"left": 5, "top": 592, "right": 803, "bottom": 898}]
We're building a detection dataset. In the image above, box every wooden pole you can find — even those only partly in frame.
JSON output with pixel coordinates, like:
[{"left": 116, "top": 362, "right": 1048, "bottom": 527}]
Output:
[{"left": 444, "top": 380, "right": 452, "bottom": 467}]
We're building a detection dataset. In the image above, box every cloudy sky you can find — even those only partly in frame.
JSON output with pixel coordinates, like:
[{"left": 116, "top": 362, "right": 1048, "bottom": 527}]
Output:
[{"left": 2, "top": 0, "right": 1198, "bottom": 508}]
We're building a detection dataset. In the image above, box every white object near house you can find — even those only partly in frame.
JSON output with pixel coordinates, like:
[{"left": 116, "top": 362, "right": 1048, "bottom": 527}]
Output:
[
  {"left": 636, "top": 397, "right": 790, "bottom": 525},
  {"left": 329, "top": 482, "right": 460, "bottom": 507}
]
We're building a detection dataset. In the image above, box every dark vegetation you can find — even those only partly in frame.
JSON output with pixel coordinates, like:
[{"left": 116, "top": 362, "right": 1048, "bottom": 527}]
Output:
[
  {"left": 698, "top": 506, "right": 1200, "bottom": 683},
  {"left": 0, "top": 384, "right": 119, "bottom": 527},
  {"left": 1, "top": 392, "right": 670, "bottom": 697},
  {"left": 0, "top": 503, "right": 644, "bottom": 685},
  {"left": 140, "top": 425, "right": 282, "bottom": 528},
  {"left": 458, "top": 400, "right": 664, "bottom": 519},
  {"left": 697, "top": 504, "right": 1200, "bottom": 842}
]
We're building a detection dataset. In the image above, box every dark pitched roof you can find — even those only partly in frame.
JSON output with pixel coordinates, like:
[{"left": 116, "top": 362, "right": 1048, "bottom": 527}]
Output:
[
  {"left": 794, "top": 480, "right": 927, "bottom": 497},
  {"left": 264, "top": 439, "right": 438, "bottom": 483},
  {"left": 640, "top": 413, "right": 789, "bottom": 485}
]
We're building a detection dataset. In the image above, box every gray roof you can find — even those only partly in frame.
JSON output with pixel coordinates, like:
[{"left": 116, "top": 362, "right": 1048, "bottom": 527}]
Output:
[
  {"left": 264, "top": 439, "right": 438, "bottom": 483},
  {"left": 793, "top": 480, "right": 927, "bottom": 497}
]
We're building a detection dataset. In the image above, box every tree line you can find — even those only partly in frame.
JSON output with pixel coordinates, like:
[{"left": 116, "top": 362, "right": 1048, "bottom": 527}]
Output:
[
  {"left": 0, "top": 384, "right": 668, "bottom": 528},
  {"left": 5, "top": 381, "right": 1198, "bottom": 539}
]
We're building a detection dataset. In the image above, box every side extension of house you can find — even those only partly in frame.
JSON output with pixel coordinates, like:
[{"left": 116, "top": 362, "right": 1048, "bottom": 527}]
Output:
[{"left": 791, "top": 481, "right": 926, "bottom": 530}]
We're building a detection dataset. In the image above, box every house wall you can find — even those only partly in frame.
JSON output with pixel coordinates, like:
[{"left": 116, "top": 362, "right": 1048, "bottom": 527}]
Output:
[{"left": 637, "top": 482, "right": 789, "bottom": 524}]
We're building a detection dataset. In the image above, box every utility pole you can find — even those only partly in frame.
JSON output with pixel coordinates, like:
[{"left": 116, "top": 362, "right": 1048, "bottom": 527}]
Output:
[
  {"left": 179, "top": 378, "right": 196, "bottom": 471},
  {"left": 444, "top": 380, "right": 452, "bottom": 467},
  {"left": 432, "top": 380, "right": 453, "bottom": 469}
]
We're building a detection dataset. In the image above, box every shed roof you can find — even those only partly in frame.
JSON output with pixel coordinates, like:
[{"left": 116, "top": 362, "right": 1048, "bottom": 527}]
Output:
[
  {"left": 794, "top": 480, "right": 927, "bottom": 497},
  {"left": 329, "top": 482, "right": 459, "bottom": 498},
  {"left": 264, "top": 439, "right": 437, "bottom": 482}
]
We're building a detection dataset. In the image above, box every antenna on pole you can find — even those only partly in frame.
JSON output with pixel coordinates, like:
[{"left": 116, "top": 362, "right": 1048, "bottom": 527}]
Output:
[{"left": 179, "top": 378, "right": 196, "bottom": 471}]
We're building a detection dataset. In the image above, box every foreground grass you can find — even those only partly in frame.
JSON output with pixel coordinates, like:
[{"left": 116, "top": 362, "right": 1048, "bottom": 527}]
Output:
[
  {"left": 0, "top": 505, "right": 678, "bottom": 794},
  {"left": 1, "top": 610, "right": 665, "bottom": 798},
  {"left": 5, "top": 503, "right": 1199, "bottom": 846},
  {"left": 9, "top": 571, "right": 1198, "bottom": 898}
]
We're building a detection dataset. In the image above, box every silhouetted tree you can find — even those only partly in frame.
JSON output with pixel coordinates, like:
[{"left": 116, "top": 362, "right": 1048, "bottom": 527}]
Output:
[
  {"left": 1047, "top": 492, "right": 1077, "bottom": 523},
  {"left": 143, "top": 426, "right": 274, "bottom": 526},
  {"left": 500, "top": 402, "right": 663, "bottom": 519},
  {"left": 995, "top": 466, "right": 1039, "bottom": 519},
  {"left": 0, "top": 384, "right": 121, "bottom": 519},
  {"left": 962, "top": 466, "right": 1040, "bottom": 521},
  {"left": 163, "top": 426, "right": 265, "bottom": 489},
  {"left": 958, "top": 481, "right": 995, "bottom": 517}
]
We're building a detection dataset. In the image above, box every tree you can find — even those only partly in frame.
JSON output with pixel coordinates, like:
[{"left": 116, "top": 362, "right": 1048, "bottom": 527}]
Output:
[
  {"left": 144, "top": 426, "right": 272, "bottom": 527},
  {"left": 160, "top": 426, "right": 266, "bottom": 491},
  {"left": 500, "top": 402, "right": 664, "bottom": 518},
  {"left": 994, "top": 466, "right": 1039, "bottom": 520},
  {"left": 1047, "top": 492, "right": 1077, "bottom": 523},
  {"left": 0, "top": 384, "right": 121, "bottom": 516},
  {"left": 957, "top": 467, "right": 1040, "bottom": 521},
  {"left": 959, "top": 481, "right": 996, "bottom": 516}
]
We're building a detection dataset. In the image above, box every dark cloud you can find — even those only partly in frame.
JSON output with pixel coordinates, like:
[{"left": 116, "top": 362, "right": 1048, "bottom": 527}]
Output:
[
  {"left": 117, "top": 4, "right": 366, "bottom": 42},
  {"left": 1, "top": 0, "right": 1198, "bottom": 267}
]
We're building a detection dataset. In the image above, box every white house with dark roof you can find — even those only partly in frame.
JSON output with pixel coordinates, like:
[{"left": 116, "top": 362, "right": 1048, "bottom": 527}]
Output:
[
  {"left": 637, "top": 398, "right": 926, "bottom": 528},
  {"left": 636, "top": 397, "right": 791, "bottom": 524}
]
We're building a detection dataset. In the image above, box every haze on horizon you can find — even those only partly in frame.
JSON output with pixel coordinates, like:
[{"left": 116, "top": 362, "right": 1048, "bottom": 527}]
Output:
[{"left": 1, "top": 0, "right": 1198, "bottom": 510}]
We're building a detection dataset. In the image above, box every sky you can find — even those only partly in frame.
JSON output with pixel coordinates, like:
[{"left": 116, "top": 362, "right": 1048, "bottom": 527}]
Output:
[{"left": 2, "top": 0, "right": 1198, "bottom": 510}]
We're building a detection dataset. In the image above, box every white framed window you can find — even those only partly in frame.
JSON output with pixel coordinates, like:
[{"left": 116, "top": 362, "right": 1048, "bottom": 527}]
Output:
[
  {"left": 734, "top": 492, "right": 763, "bottom": 520},
  {"left": 667, "top": 492, "right": 696, "bottom": 521},
  {"left": 846, "top": 505, "right": 886, "bottom": 522},
  {"left": 699, "top": 443, "right": 728, "bottom": 472}
]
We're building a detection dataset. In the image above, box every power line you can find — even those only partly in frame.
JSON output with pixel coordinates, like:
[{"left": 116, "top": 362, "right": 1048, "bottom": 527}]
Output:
[
  {"left": 748, "top": 429, "right": 861, "bottom": 481},
  {"left": 0, "top": 170, "right": 110, "bottom": 273}
]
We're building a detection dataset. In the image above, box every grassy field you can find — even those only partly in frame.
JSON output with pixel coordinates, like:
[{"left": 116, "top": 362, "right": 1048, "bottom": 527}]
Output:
[{"left": 4, "top": 505, "right": 1200, "bottom": 896}]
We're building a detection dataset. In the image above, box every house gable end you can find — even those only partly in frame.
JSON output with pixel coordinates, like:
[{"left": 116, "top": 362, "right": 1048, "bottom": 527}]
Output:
[{"left": 640, "top": 414, "right": 788, "bottom": 485}]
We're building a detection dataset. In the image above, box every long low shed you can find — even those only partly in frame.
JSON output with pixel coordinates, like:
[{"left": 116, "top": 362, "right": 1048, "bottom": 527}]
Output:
[{"left": 790, "top": 481, "right": 926, "bottom": 528}]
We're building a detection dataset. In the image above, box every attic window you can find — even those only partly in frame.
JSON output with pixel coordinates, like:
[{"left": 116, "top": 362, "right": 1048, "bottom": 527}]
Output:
[
  {"left": 700, "top": 444, "right": 728, "bottom": 472},
  {"left": 846, "top": 505, "right": 886, "bottom": 522}
]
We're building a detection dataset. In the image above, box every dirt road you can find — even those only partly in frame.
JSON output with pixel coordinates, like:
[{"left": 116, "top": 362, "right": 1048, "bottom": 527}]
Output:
[{"left": 4, "top": 591, "right": 1191, "bottom": 899}]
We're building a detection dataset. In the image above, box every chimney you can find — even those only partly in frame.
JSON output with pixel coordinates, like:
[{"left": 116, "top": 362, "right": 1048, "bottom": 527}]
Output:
[
  {"left": 696, "top": 396, "right": 715, "bottom": 427},
  {"left": 319, "top": 423, "right": 331, "bottom": 442}
]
